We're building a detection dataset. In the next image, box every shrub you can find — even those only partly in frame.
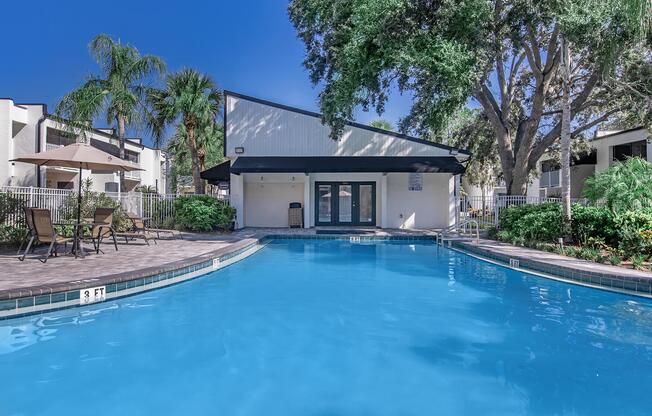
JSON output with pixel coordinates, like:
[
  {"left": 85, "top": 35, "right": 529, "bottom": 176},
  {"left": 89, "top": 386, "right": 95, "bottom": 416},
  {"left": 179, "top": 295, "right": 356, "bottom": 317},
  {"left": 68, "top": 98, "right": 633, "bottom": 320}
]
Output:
[
  {"left": 62, "top": 179, "right": 129, "bottom": 231},
  {"left": 614, "top": 209, "right": 652, "bottom": 255},
  {"left": 608, "top": 254, "right": 621, "bottom": 266},
  {"left": 0, "top": 192, "right": 24, "bottom": 225},
  {"left": 174, "top": 195, "right": 235, "bottom": 232},
  {"left": 499, "top": 203, "right": 562, "bottom": 242},
  {"left": 570, "top": 204, "right": 617, "bottom": 246},
  {"left": 584, "top": 157, "right": 652, "bottom": 213},
  {"left": 631, "top": 254, "right": 648, "bottom": 270},
  {"left": 0, "top": 225, "right": 29, "bottom": 246}
]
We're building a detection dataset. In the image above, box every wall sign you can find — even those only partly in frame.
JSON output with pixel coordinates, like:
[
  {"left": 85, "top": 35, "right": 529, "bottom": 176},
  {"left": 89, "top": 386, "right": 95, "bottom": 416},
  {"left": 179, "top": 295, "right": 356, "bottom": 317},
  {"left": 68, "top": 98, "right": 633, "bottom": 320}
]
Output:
[
  {"left": 408, "top": 173, "right": 423, "bottom": 191},
  {"left": 80, "top": 286, "right": 106, "bottom": 305}
]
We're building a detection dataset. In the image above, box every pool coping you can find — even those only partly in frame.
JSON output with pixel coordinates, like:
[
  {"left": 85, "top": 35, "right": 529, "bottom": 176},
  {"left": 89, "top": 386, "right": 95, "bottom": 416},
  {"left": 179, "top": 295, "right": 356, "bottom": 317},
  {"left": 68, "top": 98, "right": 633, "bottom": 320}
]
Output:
[
  {"left": 452, "top": 239, "right": 652, "bottom": 298},
  {"left": 3, "top": 233, "right": 651, "bottom": 319}
]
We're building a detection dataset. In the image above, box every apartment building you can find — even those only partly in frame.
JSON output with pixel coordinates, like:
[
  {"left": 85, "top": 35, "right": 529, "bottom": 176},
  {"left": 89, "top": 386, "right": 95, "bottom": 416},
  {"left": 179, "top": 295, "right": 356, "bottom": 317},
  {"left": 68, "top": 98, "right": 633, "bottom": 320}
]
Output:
[{"left": 1, "top": 98, "right": 168, "bottom": 193}]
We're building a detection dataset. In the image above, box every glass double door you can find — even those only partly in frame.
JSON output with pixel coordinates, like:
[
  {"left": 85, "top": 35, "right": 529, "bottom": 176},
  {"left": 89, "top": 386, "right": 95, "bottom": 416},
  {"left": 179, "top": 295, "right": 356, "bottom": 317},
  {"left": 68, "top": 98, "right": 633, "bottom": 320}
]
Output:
[{"left": 316, "top": 182, "right": 376, "bottom": 226}]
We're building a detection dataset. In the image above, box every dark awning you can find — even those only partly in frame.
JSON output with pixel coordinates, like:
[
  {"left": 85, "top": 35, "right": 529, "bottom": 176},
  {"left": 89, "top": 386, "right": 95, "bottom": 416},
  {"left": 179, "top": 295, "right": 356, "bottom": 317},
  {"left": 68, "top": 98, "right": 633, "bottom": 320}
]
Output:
[
  {"left": 201, "top": 159, "right": 231, "bottom": 183},
  {"left": 202, "top": 157, "right": 465, "bottom": 181}
]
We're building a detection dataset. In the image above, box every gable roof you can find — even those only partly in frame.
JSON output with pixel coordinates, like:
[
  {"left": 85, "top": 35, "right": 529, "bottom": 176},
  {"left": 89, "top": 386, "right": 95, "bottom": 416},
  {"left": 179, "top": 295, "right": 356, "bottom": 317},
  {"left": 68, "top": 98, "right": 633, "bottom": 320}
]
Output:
[{"left": 223, "top": 91, "right": 470, "bottom": 157}]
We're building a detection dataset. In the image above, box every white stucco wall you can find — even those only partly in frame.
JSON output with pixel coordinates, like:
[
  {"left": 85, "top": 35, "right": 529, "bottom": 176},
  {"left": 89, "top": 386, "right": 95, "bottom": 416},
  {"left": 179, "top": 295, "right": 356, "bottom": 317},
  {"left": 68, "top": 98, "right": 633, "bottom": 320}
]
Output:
[
  {"left": 243, "top": 174, "right": 305, "bottom": 227},
  {"left": 385, "top": 173, "right": 454, "bottom": 229},
  {"left": 225, "top": 94, "right": 455, "bottom": 158}
]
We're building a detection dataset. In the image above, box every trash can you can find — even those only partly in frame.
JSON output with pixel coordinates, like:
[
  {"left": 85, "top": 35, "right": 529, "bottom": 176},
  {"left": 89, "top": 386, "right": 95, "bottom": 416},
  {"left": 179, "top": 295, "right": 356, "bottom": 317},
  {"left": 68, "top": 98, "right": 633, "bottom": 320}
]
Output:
[{"left": 288, "top": 202, "right": 303, "bottom": 228}]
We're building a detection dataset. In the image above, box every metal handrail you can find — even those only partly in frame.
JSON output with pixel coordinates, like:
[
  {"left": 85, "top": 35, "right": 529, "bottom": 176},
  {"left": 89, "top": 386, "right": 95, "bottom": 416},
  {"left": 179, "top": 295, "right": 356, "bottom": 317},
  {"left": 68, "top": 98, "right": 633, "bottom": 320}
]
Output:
[{"left": 436, "top": 219, "right": 480, "bottom": 245}]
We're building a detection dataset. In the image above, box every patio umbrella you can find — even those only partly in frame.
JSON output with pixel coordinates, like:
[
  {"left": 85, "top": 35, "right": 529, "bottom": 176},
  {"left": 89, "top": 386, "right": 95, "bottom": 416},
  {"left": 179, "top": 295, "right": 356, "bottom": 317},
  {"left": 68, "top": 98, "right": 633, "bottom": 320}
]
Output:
[{"left": 11, "top": 142, "right": 143, "bottom": 256}]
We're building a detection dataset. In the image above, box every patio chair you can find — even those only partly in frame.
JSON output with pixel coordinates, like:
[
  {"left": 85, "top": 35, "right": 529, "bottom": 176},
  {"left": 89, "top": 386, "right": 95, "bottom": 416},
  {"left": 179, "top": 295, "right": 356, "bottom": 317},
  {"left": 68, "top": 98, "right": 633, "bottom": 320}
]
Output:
[
  {"left": 17, "top": 207, "right": 37, "bottom": 260},
  {"left": 19, "top": 208, "right": 73, "bottom": 263},
  {"left": 126, "top": 213, "right": 181, "bottom": 240},
  {"left": 88, "top": 208, "right": 119, "bottom": 254}
]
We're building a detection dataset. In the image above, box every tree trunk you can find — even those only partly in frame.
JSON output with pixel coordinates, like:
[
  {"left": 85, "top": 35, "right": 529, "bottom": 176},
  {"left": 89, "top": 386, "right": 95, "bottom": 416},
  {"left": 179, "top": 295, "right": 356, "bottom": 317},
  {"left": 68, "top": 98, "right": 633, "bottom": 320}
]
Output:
[
  {"left": 117, "top": 115, "right": 126, "bottom": 192},
  {"left": 560, "top": 34, "right": 572, "bottom": 233},
  {"left": 186, "top": 121, "right": 204, "bottom": 194}
]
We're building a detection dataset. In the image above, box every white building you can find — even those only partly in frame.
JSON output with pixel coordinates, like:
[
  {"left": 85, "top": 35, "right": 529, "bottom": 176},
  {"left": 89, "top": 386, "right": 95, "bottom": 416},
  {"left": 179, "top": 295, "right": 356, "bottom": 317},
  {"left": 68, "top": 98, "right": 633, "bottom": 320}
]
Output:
[
  {"left": 530, "top": 127, "right": 651, "bottom": 198},
  {"left": 1, "top": 98, "right": 168, "bottom": 193},
  {"left": 201, "top": 91, "right": 469, "bottom": 230}
]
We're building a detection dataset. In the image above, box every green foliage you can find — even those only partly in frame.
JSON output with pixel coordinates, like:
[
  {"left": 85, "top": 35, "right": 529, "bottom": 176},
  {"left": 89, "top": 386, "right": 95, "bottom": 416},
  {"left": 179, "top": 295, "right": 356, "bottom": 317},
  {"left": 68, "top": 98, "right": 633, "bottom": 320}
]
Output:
[
  {"left": 55, "top": 34, "right": 165, "bottom": 138},
  {"left": 289, "top": 0, "right": 651, "bottom": 196},
  {"left": 570, "top": 204, "right": 617, "bottom": 246},
  {"left": 499, "top": 203, "right": 562, "bottom": 242},
  {"left": 0, "top": 225, "right": 29, "bottom": 246},
  {"left": 631, "top": 254, "right": 648, "bottom": 270},
  {"left": 584, "top": 158, "right": 652, "bottom": 213},
  {"left": 147, "top": 69, "right": 222, "bottom": 194},
  {"left": 288, "top": 0, "right": 490, "bottom": 138},
  {"left": 369, "top": 119, "right": 394, "bottom": 131},
  {"left": 0, "top": 193, "right": 24, "bottom": 225},
  {"left": 173, "top": 196, "right": 235, "bottom": 232},
  {"left": 608, "top": 254, "right": 622, "bottom": 266},
  {"left": 62, "top": 179, "right": 129, "bottom": 231},
  {"left": 614, "top": 209, "right": 652, "bottom": 255}
]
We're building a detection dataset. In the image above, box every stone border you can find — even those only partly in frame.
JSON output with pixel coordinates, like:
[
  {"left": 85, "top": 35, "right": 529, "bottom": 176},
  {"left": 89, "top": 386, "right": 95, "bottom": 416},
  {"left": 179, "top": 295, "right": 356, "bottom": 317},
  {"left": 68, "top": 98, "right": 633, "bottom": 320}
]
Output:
[{"left": 453, "top": 240, "right": 652, "bottom": 298}]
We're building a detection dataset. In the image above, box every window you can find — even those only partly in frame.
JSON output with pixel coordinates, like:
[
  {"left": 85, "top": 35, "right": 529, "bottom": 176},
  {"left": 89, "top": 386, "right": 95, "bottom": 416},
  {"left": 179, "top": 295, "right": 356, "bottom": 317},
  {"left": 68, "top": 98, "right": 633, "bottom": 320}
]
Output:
[
  {"left": 46, "top": 128, "right": 75, "bottom": 147},
  {"left": 613, "top": 140, "right": 647, "bottom": 162},
  {"left": 125, "top": 150, "right": 139, "bottom": 163},
  {"left": 541, "top": 160, "right": 560, "bottom": 173},
  {"left": 105, "top": 182, "right": 119, "bottom": 193},
  {"left": 57, "top": 181, "right": 74, "bottom": 190},
  {"left": 540, "top": 160, "right": 560, "bottom": 188}
]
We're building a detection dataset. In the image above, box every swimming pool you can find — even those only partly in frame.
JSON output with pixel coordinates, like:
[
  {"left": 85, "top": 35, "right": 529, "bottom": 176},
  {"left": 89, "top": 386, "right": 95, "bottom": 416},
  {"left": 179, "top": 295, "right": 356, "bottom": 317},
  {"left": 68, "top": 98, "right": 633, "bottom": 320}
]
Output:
[{"left": 1, "top": 239, "right": 652, "bottom": 415}]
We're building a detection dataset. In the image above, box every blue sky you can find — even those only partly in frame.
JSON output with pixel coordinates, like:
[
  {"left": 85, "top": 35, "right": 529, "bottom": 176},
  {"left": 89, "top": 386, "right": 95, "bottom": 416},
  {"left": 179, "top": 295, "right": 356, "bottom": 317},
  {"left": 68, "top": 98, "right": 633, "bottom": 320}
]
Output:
[{"left": 1, "top": 0, "right": 413, "bottom": 147}]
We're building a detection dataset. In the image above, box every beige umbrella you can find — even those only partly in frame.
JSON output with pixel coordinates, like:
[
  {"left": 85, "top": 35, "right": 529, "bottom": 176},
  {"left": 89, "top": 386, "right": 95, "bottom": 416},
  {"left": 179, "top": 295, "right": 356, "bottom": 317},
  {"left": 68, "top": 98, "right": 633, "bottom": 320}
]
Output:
[{"left": 11, "top": 142, "right": 143, "bottom": 256}]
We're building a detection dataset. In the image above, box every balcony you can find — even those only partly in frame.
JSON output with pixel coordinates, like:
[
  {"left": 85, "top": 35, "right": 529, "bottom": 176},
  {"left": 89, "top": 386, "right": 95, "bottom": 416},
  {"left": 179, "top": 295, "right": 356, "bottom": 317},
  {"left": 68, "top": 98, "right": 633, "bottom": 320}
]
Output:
[
  {"left": 124, "top": 170, "right": 141, "bottom": 180},
  {"left": 540, "top": 170, "right": 560, "bottom": 188}
]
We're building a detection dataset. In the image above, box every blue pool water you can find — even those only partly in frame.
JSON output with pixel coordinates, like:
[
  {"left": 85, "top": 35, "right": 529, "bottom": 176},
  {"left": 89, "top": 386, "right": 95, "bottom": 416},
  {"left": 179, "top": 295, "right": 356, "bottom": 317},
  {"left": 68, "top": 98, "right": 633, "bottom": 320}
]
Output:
[{"left": 2, "top": 239, "right": 652, "bottom": 415}]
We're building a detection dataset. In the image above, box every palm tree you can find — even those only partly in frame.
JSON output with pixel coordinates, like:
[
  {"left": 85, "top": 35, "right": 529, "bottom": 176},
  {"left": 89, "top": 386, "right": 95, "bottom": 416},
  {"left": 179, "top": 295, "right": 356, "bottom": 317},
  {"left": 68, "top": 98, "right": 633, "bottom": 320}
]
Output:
[
  {"left": 55, "top": 34, "right": 165, "bottom": 189},
  {"left": 168, "top": 120, "right": 223, "bottom": 173},
  {"left": 147, "top": 69, "right": 222, "bottom": 194}
]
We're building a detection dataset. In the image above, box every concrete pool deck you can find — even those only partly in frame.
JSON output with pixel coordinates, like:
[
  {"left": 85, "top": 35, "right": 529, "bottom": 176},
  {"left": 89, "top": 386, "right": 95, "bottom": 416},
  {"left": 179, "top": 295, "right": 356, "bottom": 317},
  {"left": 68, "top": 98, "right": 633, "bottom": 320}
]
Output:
[{"left": 1, "top": 229, "right": 651, "bottom": 318}]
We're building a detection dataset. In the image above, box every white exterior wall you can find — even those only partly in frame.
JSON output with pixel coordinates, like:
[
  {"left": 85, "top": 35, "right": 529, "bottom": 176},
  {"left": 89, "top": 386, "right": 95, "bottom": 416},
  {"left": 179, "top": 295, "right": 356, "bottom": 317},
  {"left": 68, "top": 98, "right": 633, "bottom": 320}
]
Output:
[
  {"left": 0, "top": 99, "right": 167, "bottom": 192},
  {"left": 243, "top": 174, "right": 305, "bottom": 227},
  {"left": 225, "top": 95, "right": 453, "bottom": 158},
  {"left": 223, "top": 93, "right": 462, "bottom": 230},
  {"left": 385, "top": 173, "right": 454, "bottom": 229},
  {"left": 593, "top": 128, "right": 651, "bottom": 172}
]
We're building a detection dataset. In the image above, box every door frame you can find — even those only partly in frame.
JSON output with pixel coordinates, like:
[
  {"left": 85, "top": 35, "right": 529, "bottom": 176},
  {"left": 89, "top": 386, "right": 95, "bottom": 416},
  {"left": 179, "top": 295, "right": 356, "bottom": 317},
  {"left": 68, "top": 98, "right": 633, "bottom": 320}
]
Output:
[{"left": 314, "top": 181, "right": 376, "bottom": 226}]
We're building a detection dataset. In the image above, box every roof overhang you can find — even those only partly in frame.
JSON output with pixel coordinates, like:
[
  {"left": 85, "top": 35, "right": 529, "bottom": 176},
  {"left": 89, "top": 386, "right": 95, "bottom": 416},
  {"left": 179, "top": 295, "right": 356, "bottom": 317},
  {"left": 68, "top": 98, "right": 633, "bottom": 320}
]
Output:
[{"left": 201, "top": 156, "right": 466, "bottom": 183}]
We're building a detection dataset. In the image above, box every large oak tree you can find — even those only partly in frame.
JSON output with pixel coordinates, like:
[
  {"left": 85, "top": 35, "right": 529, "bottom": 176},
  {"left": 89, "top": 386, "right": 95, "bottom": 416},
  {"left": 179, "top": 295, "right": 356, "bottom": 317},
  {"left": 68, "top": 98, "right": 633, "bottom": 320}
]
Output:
[{"left": 289, "top": 0, "right": 651, "bottom": 195}]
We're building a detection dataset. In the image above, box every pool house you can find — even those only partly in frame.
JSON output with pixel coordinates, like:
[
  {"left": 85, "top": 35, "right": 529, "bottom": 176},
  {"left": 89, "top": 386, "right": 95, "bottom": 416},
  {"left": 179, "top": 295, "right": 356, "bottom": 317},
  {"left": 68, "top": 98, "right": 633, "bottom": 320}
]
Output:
[{"left": 202, "top": 92, "right": 469, "bottom": 230}]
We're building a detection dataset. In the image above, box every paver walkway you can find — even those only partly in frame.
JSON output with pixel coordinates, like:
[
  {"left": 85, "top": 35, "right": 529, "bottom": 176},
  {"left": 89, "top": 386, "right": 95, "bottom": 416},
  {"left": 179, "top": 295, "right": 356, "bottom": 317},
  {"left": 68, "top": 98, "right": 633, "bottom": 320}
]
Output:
[
  {"left": 0, "top": 231, "right": 261, "bottom": 293},
  {"left": 0, "top": 227, "right": 436, "bottom": 295}
]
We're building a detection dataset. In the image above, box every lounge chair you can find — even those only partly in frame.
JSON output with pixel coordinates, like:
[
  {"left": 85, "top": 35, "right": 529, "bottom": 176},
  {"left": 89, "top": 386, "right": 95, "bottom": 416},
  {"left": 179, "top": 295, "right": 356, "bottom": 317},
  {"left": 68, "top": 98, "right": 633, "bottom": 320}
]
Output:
[
  {"left": 19, "top": 208, "right": 73, "bottom": 263},
  {"left": 88, "top": 208, "right": 119, "bottom": 254},
  {"left": 115, "top": 215, "right": 155, "bottom": 246},
  {"left": 126, "top": 213, "right": 181, "bottom": 240},
  {"left": 17, "top": 207, "right": 36, "bottom": 259}
]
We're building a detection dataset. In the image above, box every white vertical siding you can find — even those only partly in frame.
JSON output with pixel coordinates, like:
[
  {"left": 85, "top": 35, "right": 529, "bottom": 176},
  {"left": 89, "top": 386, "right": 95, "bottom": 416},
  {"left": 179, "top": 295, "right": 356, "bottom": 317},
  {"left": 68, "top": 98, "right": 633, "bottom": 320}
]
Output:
[{"left": 226, "top": 95, "right": 452, "bottom": 158}]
